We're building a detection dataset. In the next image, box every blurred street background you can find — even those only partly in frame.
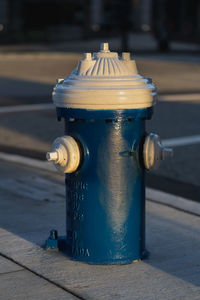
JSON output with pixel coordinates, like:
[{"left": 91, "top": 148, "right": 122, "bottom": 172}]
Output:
[{"left": 0, "top": 0, "right": 200, "bottom": 201}]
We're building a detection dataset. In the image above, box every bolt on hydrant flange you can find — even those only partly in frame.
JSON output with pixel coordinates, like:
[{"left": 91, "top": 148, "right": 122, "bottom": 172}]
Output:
[{"left": 45, "top": 43, "right": 173, "bottom": 264}]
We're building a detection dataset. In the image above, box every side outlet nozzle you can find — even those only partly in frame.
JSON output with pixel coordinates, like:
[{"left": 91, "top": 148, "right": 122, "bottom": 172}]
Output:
[
  {"left": 46, "top": 136, "right": 81, "bottom": 174},
  {"left": 143, "top": 133, "right": 173, "bottom": 170}
]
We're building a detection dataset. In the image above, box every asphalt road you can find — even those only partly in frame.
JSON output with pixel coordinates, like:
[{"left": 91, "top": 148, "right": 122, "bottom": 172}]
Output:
[{"left": 0, "top": 46, "right": 199, "bottom": 201}]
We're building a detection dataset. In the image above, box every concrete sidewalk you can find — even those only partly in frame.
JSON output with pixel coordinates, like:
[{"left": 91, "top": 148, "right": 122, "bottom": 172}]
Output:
[
  {"left": 0, "top": 255, "right": 77, "bottom": 299},
  {"left": 0, "top": 159, "right": 200, "bottom": 299}
]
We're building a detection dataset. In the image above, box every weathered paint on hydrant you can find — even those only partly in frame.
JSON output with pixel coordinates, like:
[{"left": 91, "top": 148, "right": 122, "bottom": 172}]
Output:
[{"left": 46, "top": 43, "right": 173, "bottom": 264}]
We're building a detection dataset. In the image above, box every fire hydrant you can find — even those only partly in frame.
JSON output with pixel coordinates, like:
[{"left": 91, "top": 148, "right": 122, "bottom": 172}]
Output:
[{"left": 46, "top": 43, "right": 173, "bottom": 264}]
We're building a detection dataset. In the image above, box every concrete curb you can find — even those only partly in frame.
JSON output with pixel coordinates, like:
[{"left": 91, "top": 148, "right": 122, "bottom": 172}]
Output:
[{"left": 146, "top": 188, "right": 200, "bottom": 216}]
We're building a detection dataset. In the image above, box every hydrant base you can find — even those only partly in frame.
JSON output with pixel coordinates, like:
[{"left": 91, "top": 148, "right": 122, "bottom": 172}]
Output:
[
  {"left": 62, "top": 240, "right": 149, "bottom": 265},
  {"left": 45, "top": 231, "right": 150, "bottom": 265}
]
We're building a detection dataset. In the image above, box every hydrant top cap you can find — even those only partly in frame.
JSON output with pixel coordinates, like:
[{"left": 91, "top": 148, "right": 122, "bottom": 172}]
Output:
[{"left": 52, "top": 43, "right": 157, "bottom": 110}]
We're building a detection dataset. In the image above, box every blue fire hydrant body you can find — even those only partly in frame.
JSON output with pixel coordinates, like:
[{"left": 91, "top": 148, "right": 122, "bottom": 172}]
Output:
[
  {"left": 46, "top": 43, "right": 172, "bottom": 264},
  {"left": 58, "top": 108, "right": 152, "bottom": 263}
]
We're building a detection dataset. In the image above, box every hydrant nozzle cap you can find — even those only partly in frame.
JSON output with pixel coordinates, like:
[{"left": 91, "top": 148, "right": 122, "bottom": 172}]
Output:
[
  {"left": 53, "top": 43, "right": 157, "bottom": 110},
  {"left": 143, "top": 133, "right": 173, "bottom": 170},
  {"left": 46, "top": 136, "right": 81, "bottom": 174}
]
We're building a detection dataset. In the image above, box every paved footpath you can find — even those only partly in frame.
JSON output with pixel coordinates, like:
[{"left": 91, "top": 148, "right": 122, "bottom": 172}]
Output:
[
  {"left": 0, "top": 159, "right": 200, "bottom": 299},
  {"left": 0, "top": 255, "right": 77, "bottom": 299}
]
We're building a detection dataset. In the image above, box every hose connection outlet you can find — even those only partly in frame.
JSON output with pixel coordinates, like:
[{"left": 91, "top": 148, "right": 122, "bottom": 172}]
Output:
[
  {"left": 143, "top": 133, "right": 173, "bottom": 170},
  {"left": 46, "top": 136, "right": 81, "bottom": 173}
]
